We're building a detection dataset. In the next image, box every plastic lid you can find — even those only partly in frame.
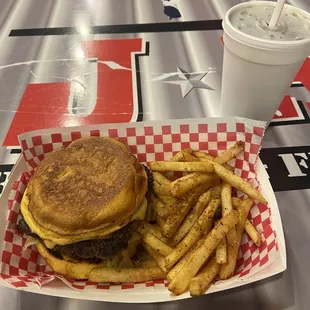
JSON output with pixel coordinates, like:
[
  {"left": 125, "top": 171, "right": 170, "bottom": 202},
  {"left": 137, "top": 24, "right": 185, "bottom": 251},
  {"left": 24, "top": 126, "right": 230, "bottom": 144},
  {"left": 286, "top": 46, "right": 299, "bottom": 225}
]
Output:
[{"left": 223, "top": 1, "right": 310, "bottom": 51}]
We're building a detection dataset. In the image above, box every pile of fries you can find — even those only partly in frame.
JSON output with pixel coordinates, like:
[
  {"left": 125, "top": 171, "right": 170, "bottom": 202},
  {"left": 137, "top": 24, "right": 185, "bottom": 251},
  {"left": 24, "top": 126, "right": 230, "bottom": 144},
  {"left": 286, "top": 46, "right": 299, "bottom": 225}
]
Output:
[
  {"left": 89, "top": 141, "right": 265, "bottom": 297},
  {"left": 138, "top": 141, "right": 265, "bottom": 296}
]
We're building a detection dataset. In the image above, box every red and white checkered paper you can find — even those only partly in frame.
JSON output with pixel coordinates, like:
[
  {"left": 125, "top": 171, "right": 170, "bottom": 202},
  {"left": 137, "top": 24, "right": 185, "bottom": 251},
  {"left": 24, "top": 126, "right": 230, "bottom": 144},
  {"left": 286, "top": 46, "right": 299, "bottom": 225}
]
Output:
[{"left": 1, "top": 117, "right": 279, "bottom": 293}]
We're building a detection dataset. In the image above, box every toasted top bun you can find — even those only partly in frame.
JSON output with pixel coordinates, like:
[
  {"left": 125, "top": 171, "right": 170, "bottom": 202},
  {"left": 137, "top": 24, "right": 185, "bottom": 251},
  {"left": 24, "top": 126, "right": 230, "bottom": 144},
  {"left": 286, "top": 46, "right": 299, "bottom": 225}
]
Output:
[{"left": 21, "top": 137, "right": 148, "bottom": 245}]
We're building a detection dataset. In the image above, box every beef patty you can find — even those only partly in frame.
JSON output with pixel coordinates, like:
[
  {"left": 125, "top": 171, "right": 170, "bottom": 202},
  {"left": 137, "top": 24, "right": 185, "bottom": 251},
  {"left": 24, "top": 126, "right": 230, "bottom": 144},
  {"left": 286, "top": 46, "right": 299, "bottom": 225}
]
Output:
[
  {"left": 54, "top": 223, "right": 133, "bottom": 261},
  {"left": 17, "top": 217, "right": 133, "bottom": 262}
]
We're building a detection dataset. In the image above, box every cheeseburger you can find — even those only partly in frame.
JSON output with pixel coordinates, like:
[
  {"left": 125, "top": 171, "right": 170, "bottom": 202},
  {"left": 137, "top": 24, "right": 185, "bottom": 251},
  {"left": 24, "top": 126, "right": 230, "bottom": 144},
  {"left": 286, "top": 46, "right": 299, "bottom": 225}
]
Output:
[{"left": 18, "top": 137, "right": 149, "bottom": 279}]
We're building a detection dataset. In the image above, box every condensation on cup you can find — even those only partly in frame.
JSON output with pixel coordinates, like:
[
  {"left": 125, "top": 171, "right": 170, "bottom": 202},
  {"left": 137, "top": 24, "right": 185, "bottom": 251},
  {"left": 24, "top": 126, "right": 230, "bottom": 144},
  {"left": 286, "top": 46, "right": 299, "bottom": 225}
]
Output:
[{"left": 220, "top": 1, "right": 310, "bottom": 125}]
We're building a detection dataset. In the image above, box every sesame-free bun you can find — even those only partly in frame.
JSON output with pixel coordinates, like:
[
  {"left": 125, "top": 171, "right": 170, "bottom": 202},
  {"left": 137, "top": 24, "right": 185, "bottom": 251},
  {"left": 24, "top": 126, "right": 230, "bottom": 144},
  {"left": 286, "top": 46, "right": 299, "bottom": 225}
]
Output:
[{"left": 21, "top": 137, "right": 147, "bottom": 245}]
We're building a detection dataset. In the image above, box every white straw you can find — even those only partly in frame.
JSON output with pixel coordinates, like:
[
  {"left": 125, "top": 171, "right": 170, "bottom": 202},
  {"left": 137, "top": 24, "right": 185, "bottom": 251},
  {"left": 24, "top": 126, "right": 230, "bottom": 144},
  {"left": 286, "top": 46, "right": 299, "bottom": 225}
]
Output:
[{"left": 269, "top": 0, "right": 286, "bottom": 27}]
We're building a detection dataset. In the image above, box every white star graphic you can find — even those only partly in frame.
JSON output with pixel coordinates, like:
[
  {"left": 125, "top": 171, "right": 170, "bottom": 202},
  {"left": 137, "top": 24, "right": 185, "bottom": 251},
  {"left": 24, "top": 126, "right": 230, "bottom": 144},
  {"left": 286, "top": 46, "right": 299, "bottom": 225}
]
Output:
[{"left": 159, "top": 67, "right": 214, "bottom": 98}]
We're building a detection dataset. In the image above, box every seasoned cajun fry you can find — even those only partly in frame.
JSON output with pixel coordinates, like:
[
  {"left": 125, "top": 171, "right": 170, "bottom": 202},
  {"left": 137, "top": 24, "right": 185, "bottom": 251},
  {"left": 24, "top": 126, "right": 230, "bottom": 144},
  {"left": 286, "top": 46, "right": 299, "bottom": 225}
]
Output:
[
  {"left": 214, "top": 141, "right": 245, "bottom": 165},
  {"left": 169, "top": 172, "right": 217, "bottom": 197},
  {"left": 137, "top": 221, "right": 170, "bottom": 244},
  {"left": 153, "top": 181, "right": 170, "bottom": 197},
  {"left": 89, "top": 266, "right": 166, "bottom": 283},
  {"left": 159, "top": 197, "right": 189, "bottom": 238},
  {"left": 162, "top": 183, "right": 214, "bottom": 238},
  {"left": 222, "top": 226, "right": 238, "bottom": 278},
  {"left": 170, "top": 148, "right": 193, "bottom": 162},
  {"left": 213, "top": 162, "right": 267, "bottom": 204},
  {"left": 155, "top": 215, "right": 166, "bottom": 232},
  {"left": 159, "top": 195, "right": 177, "bottom": 205},
  {"left": 150, "top": 161, "right": 214, "bottom": 173},
  {"left": 194, "top": 150, "right": 234, "bottom": 171},
  {"left": 216, "top": 237, "right": 227, "bottom": 264},
  {"left": 236, "top": 199, "right": 254, "bottom": 235},
  {"left": 172, "top": 190, "right": 213, "bottom": 245},
  {"left": 190, "top": 256, "right": 220, "bottom": 296},
  {"left": 245, "top": 220, "right": 262, "bottom": 247},
  {"left": 152, "top": 172, "right": 172, "bottom": 186},
  {"left": 232, "top": 197, "right": 243, "bottom": 208},
  {"left": 198, "top": 156, "right": 234, "bottom": 172},
  {"left": 164, "top": 173, "right": 178, "bottom": 181},
  {"left": 221, "top": 182, "right": 233, "bottom": 216},
  {"left": 143, "top": 233, "right": 173, "bottom": 257},
  {"left": 150, "top": 193, "right": 169, "bottom": 218},
  {"left": 165, "top": 198, "right": 221, "bottom": 270},
  {"left": 219, "top": 198, "right": 253, "bottom": 280},
  {"left": 223, "top": 164, "right": 235, "bottom": 172},
  {"left": 145, "top": 143, "right": 267, "bottom": 295},
  {"left": 167, "top": 239, "right": 204, "bottom": 282},
  {"left": 159, "top": 197, "right": 190, "bottom": 238},
  {"left": 193, "top": 151, "right": 213, "bottom": 160},
  {"left": 209, "top": 185, "right": 222, "bottom": 198},
  {"left": 181, "top": 152, "right": 200, "bottom": 162},
  {"left": 168, "top": 210, "right": 239, "bottom": 295},
  {"left": 143, "top": 243, "right": 169, "bottom": 273},
  {"left": 221, "top": 183, "right": 238, "bottom": 275}
]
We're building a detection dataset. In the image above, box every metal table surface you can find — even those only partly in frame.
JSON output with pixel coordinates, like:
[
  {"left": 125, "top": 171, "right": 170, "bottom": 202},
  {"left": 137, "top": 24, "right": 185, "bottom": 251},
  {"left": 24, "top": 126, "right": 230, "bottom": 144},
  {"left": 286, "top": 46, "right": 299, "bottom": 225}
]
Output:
[{"left": 0, "top": 0, "right": 309, "bottom": 309}]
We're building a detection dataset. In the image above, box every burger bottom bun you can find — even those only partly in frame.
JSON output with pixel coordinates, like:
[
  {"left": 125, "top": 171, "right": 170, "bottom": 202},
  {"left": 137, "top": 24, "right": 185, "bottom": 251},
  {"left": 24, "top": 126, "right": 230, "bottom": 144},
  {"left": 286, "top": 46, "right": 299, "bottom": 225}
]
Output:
[{"left": 36, "top": 242, "right": 99, "bottom": 279}]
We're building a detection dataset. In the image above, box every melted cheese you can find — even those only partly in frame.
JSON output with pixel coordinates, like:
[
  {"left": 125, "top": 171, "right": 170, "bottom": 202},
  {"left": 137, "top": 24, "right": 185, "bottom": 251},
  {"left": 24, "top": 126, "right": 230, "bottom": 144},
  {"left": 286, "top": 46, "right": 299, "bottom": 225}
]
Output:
[
  {"left": 44, "top": 240, "right": 57, "bottom": 249},
  {"left": 44, "top": 199, "right": 147, "bottom": 249}
]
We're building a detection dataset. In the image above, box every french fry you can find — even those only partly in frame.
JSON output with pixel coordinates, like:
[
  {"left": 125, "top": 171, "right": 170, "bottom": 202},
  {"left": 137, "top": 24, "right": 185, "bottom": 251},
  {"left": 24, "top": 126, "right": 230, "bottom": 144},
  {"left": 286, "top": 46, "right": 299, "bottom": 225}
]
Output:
[
  {"left": 214, "top": 141, "right": 244, "bottom": 165},
  {"left": 194, "top": 150, "right": 235, "bottom": 172},
  {"left": 170, "top": 148, "right": 193, "bottom": 162},
  {"left": 159, "top": 195, "right": 177, "bottom": 205},
  {"left": 213, "top": 162, "right": 267, "bottom": 204},
  {"left": 233, "top": 199, "right": 261, "bottom": 247},
  {"left": 172, "top": 190, "right": 213, "bottom": 245},
  {"left": 219, "top": 198, "right": 253, "bottom": 280},
  {"left": 150, "top": 194, "right": 169, "bottom": 218},
  {"left": 216, "top": 237, "right": 227, "bottom": 264},
  {"left": 143, "top": 243, "right": 169, "bottom": 273},
  {"left": 169, "top": 172, "right": 217, "bottom": 197},
  {"left": 155, "top": 215, "right": 166, "bottom": 230},
  {"left": 168, "top": 210, "right": 239, "bottom": 295},
  {"left": 153, "top": 181, "right": 170, "bottom": 197},
  {"left": 232, "top": 197, "right": 243, "bottom": 208},
  {"left": 181, "top": 152, "right": 200, "bottom": 162},
  {"left": 143, "top": 233, "right": 173, "bottom": 257},
  {"left": 159, "top": 197, "right": 189, "bottom": 238},
  {"left": 209, "top": 185, "right": 222, "bottom": 198},
  {"left": 164, "top": 172, "right": 178, "bottom": 181},
  {"left": 189, "top": 256, "right": 220, "bottom": 296},
  {"left": 223, "top": 164, "right": 235, "bottom": 172},
  {"left": 165, "top": 198, "right": 221, "bottom": 270},
  {"left": 167, "top": 239, "right": 204, "bottom": 282},
  {"left": 236, "top": 200, "right": 253, "bottom": 236},
  {"left": 159, "top": 196, "right": 188, "bottom": 238},
  {"left": 136, "top": 221, "right": 170, "bottom": 244},
  {"left": 193, "top": 151, "right": 213, "bottom": 160},
  {"left": 150, "top": 161, "right": 214, "bottom": 173},
  {"left": 245, "top": 220, "right": 262, "bottom": 247},
  {"left": 221, "top": 227, "right": 238, "bottom": 278},
  {"left": 162, "top": 183, "right": 214, "bottom": 238},
  {"left": 152, "top": 172, "right": 171, "bottom": 186},
  {"left": 89, "top": 266, "right": 166, "bottom": 283},
  {"left": 221, "top": 182, "right": 233, "bottom": 216},
  {"left": 198, "top": 156, "right": 235, "bottom": 172},
  {"left": 220, "top": 183, "right": 237, "bottom": 271}
]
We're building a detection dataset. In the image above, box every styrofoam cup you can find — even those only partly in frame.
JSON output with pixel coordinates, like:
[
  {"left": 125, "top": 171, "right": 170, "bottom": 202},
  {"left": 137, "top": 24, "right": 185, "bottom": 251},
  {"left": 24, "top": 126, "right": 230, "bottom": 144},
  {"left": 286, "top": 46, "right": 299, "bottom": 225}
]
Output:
[{"left": 220, "top": 1, "right": 310, "bottom": 125}]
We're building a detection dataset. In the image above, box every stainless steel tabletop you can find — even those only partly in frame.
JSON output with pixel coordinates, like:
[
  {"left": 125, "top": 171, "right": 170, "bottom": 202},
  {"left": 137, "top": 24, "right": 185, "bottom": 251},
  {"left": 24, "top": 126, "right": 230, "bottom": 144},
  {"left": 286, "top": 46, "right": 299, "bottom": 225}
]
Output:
[{"left": 0, "top": 0, "right": 309, "bottom": 309}]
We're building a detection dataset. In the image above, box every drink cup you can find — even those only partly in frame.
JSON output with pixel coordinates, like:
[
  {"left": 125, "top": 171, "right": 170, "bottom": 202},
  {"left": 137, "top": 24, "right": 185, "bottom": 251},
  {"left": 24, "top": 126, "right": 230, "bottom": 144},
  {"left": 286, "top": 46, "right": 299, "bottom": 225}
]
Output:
[{"left": 220, "top": 1, "right": 310, "bottom": 125}]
